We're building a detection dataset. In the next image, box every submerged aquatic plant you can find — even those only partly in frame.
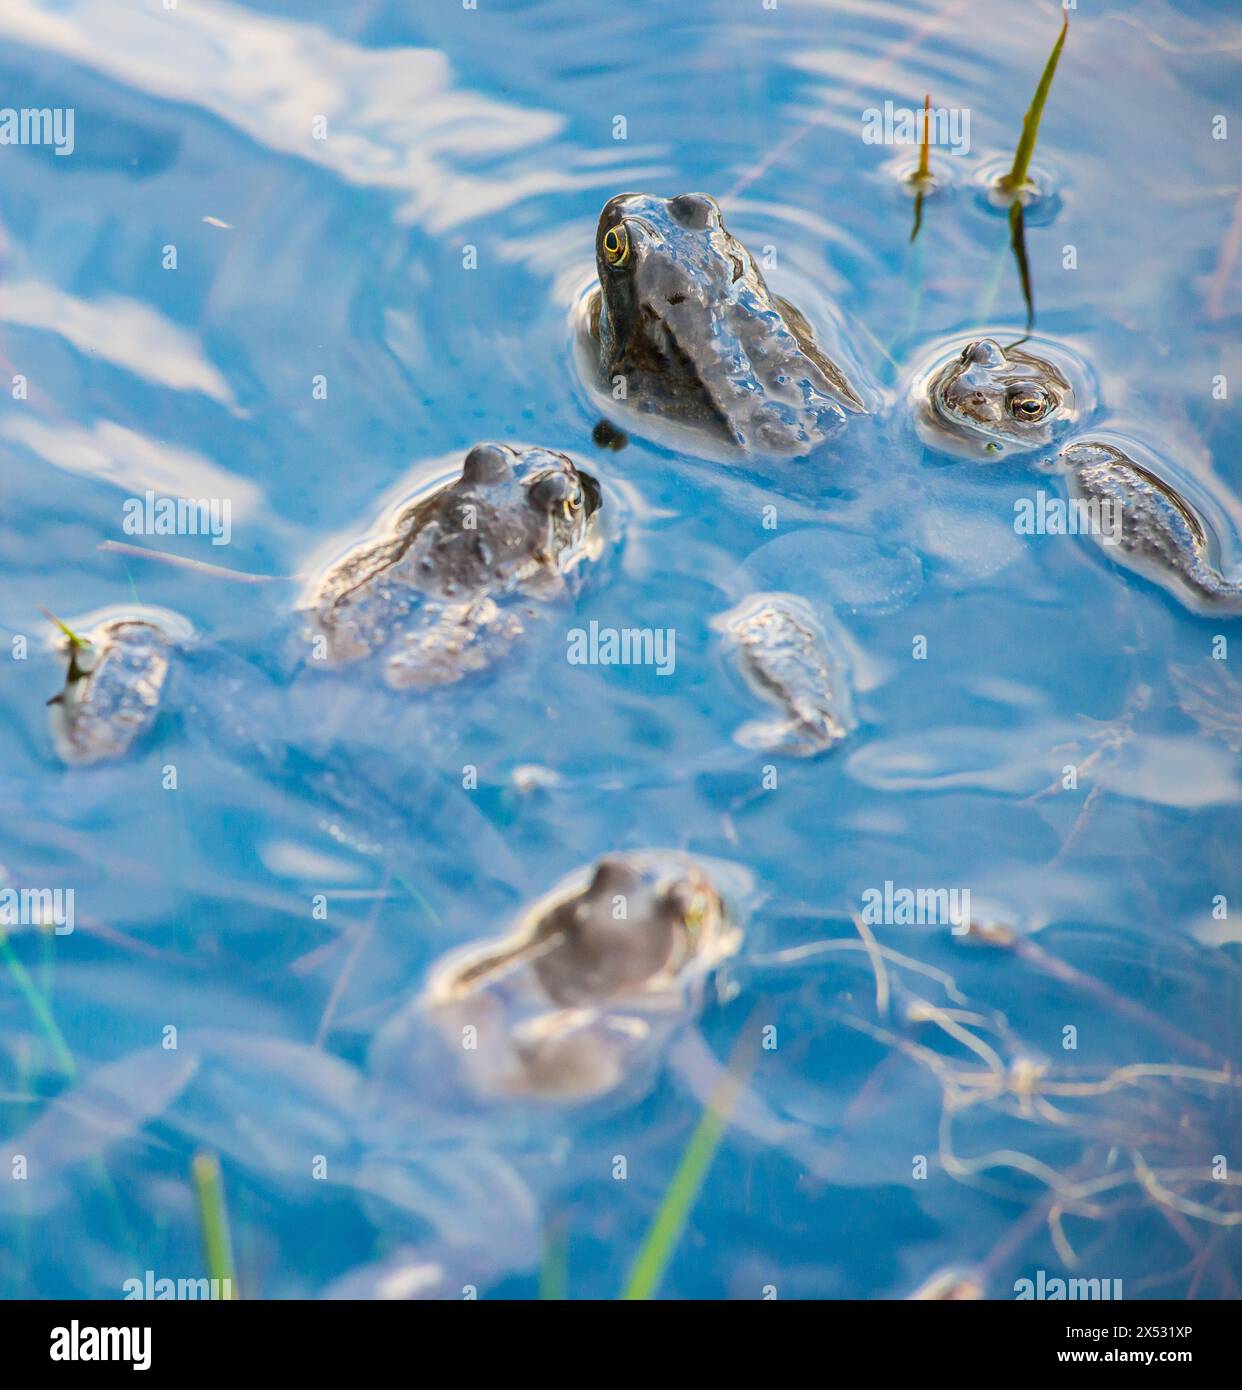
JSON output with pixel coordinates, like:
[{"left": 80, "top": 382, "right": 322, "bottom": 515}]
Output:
[
  {"left": 620, "top": 1019, "right": 758, "bottom": 1300},
  {"left": 192, "top": 1152, "right": 239, "bottom": 1299},
  {"left": 751, "top": 923, "right": 1242, "bottom": 1296}
]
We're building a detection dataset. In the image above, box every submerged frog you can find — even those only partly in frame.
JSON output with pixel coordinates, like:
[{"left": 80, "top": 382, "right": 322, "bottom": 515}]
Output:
[
  {"left": 304, "top": 443, "right": 602, "bottom": 688},
  {"left": 916, "top": 337, "right": 1075, "bottom": 460},
  {"left": 47, "top": 444, "right": 603, "bottom": 768},
  {"left": 373, "top": 852, "right": 742, "bottom": 1103},
  {"left": 713, "top": 593, "right": 856, "bottom": 757},
  {"left": 1056, "top": 440, "right": 1242, "bottom": 613},
  {"left": 577, "top": 191, "right": 865, "bottom": 460},
  {"left": 48, "top": 619, "right": 170, "bottom": 766}
]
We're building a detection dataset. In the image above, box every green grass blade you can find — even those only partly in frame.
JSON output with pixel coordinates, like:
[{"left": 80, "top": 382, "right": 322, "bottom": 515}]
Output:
[
  {"left": 37, "top": 606, "right": 90, "bottom": 650},
  {"left": 539, "top": 1215, "right": 569, "bottom": 1301},
  {"left": 620, "top": 1026, "right": 756, "bottom": 1301},
  {"left": 192, "top": 1152, "right": 239, "bottom": 1298},
  {"left": 0, "top": 933, "right": 76, "bottom": 1079},
  {"left": 915, "top": 92, "right": 932, "bottom": 182},
  {"left": 620, "top": 1098, "right": 733, "bottom": 1300},
  {"left": 1001, "top": 14, "right": 1069, "bottom": 193},
  {"left": 909, "top": 93, "right": 932, "bottom": 243}
]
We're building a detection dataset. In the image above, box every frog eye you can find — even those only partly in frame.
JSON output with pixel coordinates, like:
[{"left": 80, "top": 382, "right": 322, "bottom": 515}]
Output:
[
  {"left": 682, "top": 889, "right": 713, "bottom": 939},
  {"left": 1006, "top": 387, "right": 1052, "bottom": 422},
  {"left": 602, "top": 223, "right": 629, "bottom": 268}
]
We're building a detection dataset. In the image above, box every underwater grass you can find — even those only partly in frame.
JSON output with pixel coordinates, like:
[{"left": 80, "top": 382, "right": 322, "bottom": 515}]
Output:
[
  {"left": 619, "top": 1096, "right": 735, "bottom": 1300},
  {"left": 620, "top": 1023, "right": 757, "bottom": 1300},
  {"left": 1000, "top": 14, "right": 1068, "bottom": 195},
  {"left": 192, "top": 1152, "right": 239, "bottom": 1298},
  {"left": 538, "top": 1214, "right": 569, "bottom": 1301},
  {"left": 1009, "top": 202, "right": 1034, "bottom": 331},
  {"left": 0, "top": 930, "right": 76, "bottom": 1080}
]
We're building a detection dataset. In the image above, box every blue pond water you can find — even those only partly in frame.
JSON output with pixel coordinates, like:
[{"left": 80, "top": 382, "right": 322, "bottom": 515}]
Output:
[{"left": 2, "top": 0, "right": 1241, "bottom": 1299}]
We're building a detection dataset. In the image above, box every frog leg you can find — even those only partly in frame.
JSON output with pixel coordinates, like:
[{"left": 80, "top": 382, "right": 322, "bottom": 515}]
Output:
[
  {"left": 384, "top": 599, "right": 524, "bottom": 690},
  {"left": 774, "top": 296, "right": 866, "bottom": 412}
]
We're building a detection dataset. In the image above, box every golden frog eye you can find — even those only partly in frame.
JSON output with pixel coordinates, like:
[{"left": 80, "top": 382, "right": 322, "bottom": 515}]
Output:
[
  {"left": 1007, "top": 387, "right": 1051, "bottom": 422},
  {"left": 683, "top": 889, "right": 713, "bottom": 939},
  {"left": 602, "top": 223, "right": 629, "bottom": 268}
]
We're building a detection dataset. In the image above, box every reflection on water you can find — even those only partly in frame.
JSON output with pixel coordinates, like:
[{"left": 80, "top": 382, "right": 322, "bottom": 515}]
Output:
[{"left": 1, "top": 0, "right": 1241, "bottom": 1298}]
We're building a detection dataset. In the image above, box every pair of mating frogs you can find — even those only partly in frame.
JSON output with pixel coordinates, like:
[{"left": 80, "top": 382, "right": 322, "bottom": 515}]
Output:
[{"left": 49, "top": 190, "right": 1242, "bottom": 1105}]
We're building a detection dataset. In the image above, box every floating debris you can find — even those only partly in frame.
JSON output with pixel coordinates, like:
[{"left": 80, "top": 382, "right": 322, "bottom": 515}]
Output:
[
  {"left": 592, "top": 418, "right": 628, "bottom": 451},
  {"left": 1171, "top": 661, "right": 1242, "bottom": 753}
]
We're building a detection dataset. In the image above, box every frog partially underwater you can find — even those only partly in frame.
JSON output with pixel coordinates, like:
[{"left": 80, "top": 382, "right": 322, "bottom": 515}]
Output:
[
  {"left": 47, "top": 619, "right": 171, "bottom": 766},
  {"left": 713, "top": 593, "right": 856, "bottom": 757},
  {"left": 45, "top": 443, "right": 605, "bottom": 766},
  {"left": 1055, "top": 440, "right": 1242, "bottom": 614},
  {"left": 304, "top": 442, "right": 602, "bottom": 689},
  {"left": 915, "top": 337, "right": 1076, "bottom": 460},
  {"left": 576, "top": 191, "right": 865, "bottom": 461},
  {"left": 371, "top": 851, "right": 743, "bottom": 1103}
]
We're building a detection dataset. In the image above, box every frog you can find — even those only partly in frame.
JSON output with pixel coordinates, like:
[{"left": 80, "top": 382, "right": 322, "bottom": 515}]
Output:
[
  {"left": 576, "top": 191, "right": 865, "bottom": 461},
  {"left": 304, "top": 442, "right": 602, "bottom": 688},
  {"left": 44, "top": 444, "right": 604, "bottom": 769},
  {"left": 47, "top": 618, "right": 170, "bottom": 766},
  {"left": 712, "top": 593, "right": 856, "bottom": 757},
  {"left": 1056, "top": 440, "right": 1242, "bottom": 613},
  {"left": 371, "top": 851, "right": 743, "bottom": 1104},
  {"left": 915, "top": 337, "right": 1076, "bottom": 460}
]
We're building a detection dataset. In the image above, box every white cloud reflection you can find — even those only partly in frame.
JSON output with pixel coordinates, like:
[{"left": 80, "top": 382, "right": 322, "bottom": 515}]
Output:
[
  {"left": 0, "top": 280, "right": 235, "bottom": 407},
  {"left": 0, "top": 0, "right": 567, "bottom": 232},
  {"left": 2, "top": 416, "right": 264, "bottom": 516}
]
